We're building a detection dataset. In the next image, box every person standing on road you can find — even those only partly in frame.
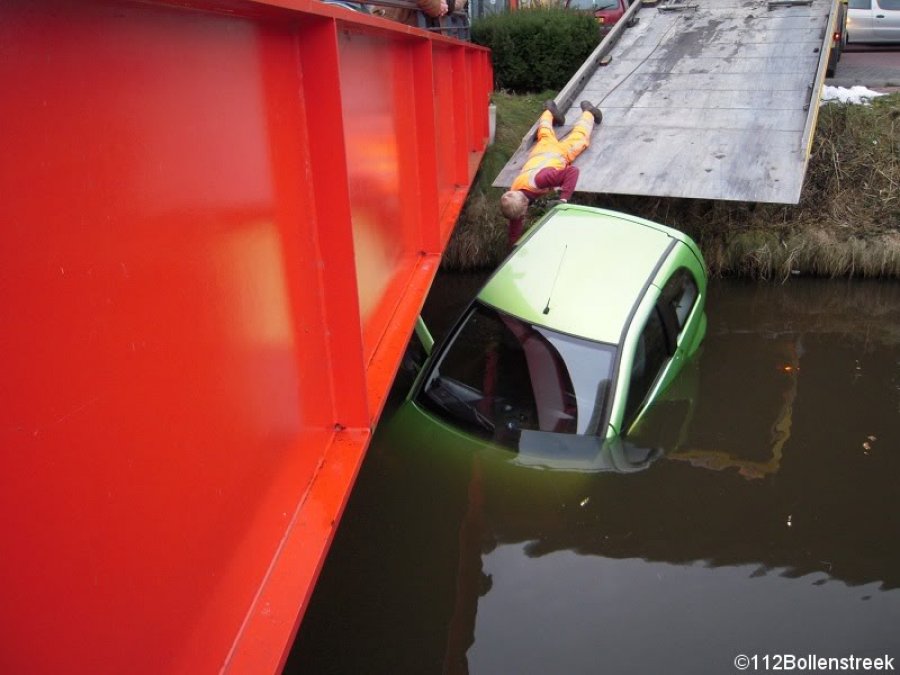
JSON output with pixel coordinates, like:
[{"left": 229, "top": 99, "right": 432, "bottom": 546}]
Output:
[{"left": 499, "top": 99, "right": 603, "bottom": 247}]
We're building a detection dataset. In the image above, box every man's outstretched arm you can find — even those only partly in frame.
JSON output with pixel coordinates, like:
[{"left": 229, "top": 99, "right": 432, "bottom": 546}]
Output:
[{"left": 533, "top": 166, "right": 580, "bottom": 201}]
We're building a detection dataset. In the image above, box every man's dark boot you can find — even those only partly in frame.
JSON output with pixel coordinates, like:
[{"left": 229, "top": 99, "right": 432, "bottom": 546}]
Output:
[
  {"left": 580, "top": 100, "right": 603, "bottom": 124},
  {"left": 544, "top": 99, "right": 565, "bottom": 127}
]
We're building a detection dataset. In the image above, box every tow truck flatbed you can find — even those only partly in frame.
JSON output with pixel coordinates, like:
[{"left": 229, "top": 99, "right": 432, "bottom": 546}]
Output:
[{"left": 494, "top": 0, "right": 843, "bottom": 203}]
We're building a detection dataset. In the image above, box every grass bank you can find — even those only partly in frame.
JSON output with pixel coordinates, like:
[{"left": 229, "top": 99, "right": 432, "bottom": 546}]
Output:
[{"left": 444, "top": 91, "right": 900, "bottom": 279}]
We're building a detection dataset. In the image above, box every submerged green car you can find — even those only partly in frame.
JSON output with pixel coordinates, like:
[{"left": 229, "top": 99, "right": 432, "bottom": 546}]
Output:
[{"left": 408, "top": 205, "right": 707, "bottom": 464}]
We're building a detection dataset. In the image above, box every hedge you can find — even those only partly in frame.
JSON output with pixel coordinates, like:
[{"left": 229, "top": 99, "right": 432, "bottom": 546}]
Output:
[{"left": 472, "top": 8, "right": 601, "bottom": 93}]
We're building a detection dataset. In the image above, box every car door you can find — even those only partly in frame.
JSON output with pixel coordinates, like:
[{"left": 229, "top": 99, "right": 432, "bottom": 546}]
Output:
[
  {"left": 612, "top": 254, "right": 704, "bottom": 437},
  {"left": 618, "top": 298, "right": 671, "bottom": 436},
  {"left": 873, "top": 0, "right": 900, "bottom": 40},
  {"left": 848, "top": 0, "right": 875, "bottom": 41}
]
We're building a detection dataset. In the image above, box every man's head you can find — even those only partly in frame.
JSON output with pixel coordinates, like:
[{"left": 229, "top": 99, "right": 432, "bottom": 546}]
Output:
[{"left": 500, "top": 190, "right": 528, "bottom": 220}]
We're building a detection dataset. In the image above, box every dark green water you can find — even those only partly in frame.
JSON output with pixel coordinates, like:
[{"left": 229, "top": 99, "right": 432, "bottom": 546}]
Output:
[{"left": 287, "top": 276, "right": 900, "bottom": 675}]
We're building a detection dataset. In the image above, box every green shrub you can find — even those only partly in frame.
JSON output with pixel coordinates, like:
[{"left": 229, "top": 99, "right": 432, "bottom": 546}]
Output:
[{"left": 472, "top": 8, "right": 600, "bottom": 93}]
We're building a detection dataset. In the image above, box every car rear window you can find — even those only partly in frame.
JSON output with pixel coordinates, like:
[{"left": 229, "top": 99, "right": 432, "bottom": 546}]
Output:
[
  {"left": 417, "top": 302, "right": 617, "bottom": 448},
  {"left": 567, "top": 0, "right": 622, "bottom": 9}
]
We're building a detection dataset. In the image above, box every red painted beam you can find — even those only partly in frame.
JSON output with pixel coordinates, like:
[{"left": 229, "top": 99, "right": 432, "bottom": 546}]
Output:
[{"left": 0, "top": 1, "right": 491, "bottom": 673}]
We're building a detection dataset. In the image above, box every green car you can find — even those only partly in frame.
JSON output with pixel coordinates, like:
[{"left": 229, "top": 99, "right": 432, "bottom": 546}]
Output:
[{"left": 404, "top": 205, "right": 707, "bottom": 468}]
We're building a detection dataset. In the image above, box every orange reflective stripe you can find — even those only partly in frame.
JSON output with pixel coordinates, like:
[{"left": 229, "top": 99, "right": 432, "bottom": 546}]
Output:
[
  {"left": 558, "top": 113, "right": 594, "bottom": 162},
  {"left": 518, "top": 149, "right": 566, "bottom": 187},
  {"left": 511, "top": 151, "right": 566, "bottom": 191},
  {"left": 524, "top": 150, "right": 565, "bottom": 168},
  {"left": 511, "top": 166, "right": 548, "bottom": 193}
]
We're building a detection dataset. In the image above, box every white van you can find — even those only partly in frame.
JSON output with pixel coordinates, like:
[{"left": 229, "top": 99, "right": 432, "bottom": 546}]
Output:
[{"left": 847, "top": 0, "right": 900, "bottom": 43}]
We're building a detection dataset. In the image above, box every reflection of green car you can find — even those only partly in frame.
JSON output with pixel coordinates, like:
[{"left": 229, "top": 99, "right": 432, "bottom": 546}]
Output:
[{"left": 407, "top": 205, "right": 707, "bottom": 463}]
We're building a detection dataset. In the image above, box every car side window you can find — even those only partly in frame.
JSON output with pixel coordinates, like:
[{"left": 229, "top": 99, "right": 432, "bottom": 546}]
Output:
[
  {"left": 623, "top": 307, "right": 669, "bottom": 428},
  {"left": 849, "top": 0, "right": 871, "bottom": 8},
  {"left": 878, "top": 0, "right": 900, "bottom": 9},
  {"left": 660, "top": 267, "right": 699, "bottom": 331}
]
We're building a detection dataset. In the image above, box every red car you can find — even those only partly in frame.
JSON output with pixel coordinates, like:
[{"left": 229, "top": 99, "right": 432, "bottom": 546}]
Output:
[{"left": 566, "top": 0, "right": 628, "bottom": 32}]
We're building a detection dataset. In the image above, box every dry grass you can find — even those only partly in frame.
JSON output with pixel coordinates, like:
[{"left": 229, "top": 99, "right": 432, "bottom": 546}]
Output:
[
  {"left": 442, "top": 91, "right": 549, "bottom": 270},
  {"left": 445, "top": 92, "right": 900, "bottom": 278}
]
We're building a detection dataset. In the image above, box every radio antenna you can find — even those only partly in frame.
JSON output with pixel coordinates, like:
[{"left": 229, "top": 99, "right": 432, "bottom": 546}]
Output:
[{"left": 543, "top": 244, "right": 568, "bottom": 315}]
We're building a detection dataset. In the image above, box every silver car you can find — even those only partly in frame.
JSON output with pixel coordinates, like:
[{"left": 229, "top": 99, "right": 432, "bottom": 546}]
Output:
[{"left": 848, "top": 0, "right": 900, "bottom": 43}]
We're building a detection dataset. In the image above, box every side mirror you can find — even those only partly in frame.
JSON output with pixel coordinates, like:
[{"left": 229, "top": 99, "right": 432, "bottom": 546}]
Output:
[
  {"left": 400, "top": 316, "right": 434, "bottom": 378},
  {"left": 415, "top": 315, "right": 434, "bottom": 356}
]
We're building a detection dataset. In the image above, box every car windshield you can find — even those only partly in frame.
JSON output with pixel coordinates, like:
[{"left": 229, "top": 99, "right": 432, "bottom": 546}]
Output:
[
  {"left": 417, "top": 302, "right": 617, "bottom": 448},
  {"left": 568, "top": 0, "right": 620, "bottom": 10}
]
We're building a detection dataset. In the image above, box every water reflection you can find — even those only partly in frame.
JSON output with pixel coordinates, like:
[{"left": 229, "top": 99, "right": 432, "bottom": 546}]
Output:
[
  {"left": 632, "top": 330, "right": 802, "bottom": 479},
  {"left": 470, "top": 551, "right": 900, "bottom": 675},
  {"left": 288, "top": 278, "right": 900, "bottom": 674}
]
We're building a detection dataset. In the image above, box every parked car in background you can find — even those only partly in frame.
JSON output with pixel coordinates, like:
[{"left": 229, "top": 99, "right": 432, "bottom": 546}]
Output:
[
  {"left": 566, "top": 0, "right": 628, "bottom": 33},
  {"left": 847, "top": 0, "right": 900, "bottom": 43},
  {"left": 402, "top": 205, "right": 707, "bottom": 467}
]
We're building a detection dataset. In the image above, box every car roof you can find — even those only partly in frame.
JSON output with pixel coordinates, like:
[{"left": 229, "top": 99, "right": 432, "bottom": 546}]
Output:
[{"left": 477, "top": 205, "right": 675, "bottom": 345}]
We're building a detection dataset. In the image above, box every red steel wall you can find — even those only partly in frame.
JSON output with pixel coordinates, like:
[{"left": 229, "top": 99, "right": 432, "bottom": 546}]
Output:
[{"left": 0, "top": 1, "right": 491, "bottom": 673}]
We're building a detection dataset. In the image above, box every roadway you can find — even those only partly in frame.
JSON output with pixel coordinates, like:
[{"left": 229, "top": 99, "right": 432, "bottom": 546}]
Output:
[{"left": 827, "top": 44, "right": 900, "bottom": 89}]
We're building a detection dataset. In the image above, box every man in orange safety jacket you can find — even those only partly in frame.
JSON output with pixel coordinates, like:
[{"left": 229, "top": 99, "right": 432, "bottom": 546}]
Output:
[{"left": 499, "top": 99, "right": 603, "bottom": 247}]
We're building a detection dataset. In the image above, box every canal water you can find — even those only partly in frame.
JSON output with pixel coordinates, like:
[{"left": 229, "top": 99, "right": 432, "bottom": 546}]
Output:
[{"left": 286, "top": 276, "right": 900, "bottom": 675}]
